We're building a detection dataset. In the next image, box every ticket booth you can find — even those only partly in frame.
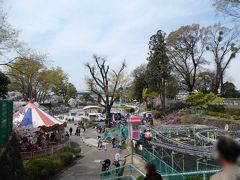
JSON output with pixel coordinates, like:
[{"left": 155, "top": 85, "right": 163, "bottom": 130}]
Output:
[{"left": 127, "top": 115, "right": 141, "bottom": 140}]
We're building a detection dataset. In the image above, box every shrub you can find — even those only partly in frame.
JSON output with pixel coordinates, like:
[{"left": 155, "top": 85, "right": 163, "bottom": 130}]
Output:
[
  {"left": 208, "top": 105, "right": 225, "bottom": 112},
  {"left": 218, "top": 113, "right": 231, "bottom": 119},
  {"left": 206, "top": 111, "right": 231, "bottom": 119},
  {"left": 58, "top": 147, "right": 79, "bottom": 153},
  {"left": 185, "top": 92, "right": 223, "bottom": 108},
  {"left": 169, "top": 101, "right": 188, "bottom": 111},
  {"left": 137, "top": 175, "right": 145, "bottom": 180},
  {"left": 25, "top": 147, "right": 78, "bottom": 180},
  {"left": 206, "top": 111, "right": 219, "bottom": 117},
  {"left": 72, "top": 147, "right": 81, "bottom": 154},
  {"left": 152, "top": 110, "right": 163, "bottom": 119},
  {"left": 58, "top": 152, "right": 74, "bottom": 166},
  {"left": 224, "top": 108, "right": 240, "bottom": 116},
  {"left": 25, "top": 158, "right": 58, "bottom": 180},
  {"left": 232, "top": 115, "right": 240, "bottom": 120}
]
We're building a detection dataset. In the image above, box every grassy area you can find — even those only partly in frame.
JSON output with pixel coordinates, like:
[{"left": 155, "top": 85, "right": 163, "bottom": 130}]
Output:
[{"left": 25, "top": 147, "right": 81, "bottom": 180}]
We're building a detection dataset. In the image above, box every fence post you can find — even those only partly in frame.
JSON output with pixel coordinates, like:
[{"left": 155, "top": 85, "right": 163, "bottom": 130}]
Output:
[{"left": 203, "top": 173, "right": 206, "bottom": 180}]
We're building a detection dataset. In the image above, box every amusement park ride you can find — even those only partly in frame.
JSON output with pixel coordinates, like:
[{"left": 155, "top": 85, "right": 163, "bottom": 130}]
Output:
[{"left": 102, "top": 116, "right": 240, "bottom": 179}]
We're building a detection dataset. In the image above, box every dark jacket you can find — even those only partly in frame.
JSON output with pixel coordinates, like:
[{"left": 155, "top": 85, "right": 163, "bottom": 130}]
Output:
[{"left": 145, "top": 172, "right": 163, "bottom": 180}]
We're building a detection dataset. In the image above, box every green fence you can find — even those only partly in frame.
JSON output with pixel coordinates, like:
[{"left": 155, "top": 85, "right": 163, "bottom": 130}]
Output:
[
  {"left": 136, "top": 147, "right": 219, "bottom": 180},
  {"left": 0, "top": 100, "right": 13, "bottom": 152},
  {"left": 135, "top": 147, "right": 184, "bottom": 180},
  {"left": 100, "top": 163, "right": 145, "bottom": 180}
]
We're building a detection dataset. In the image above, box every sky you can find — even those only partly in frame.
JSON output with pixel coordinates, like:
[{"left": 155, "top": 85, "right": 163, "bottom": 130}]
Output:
[{"left": 3, "top": 0, "right": 240, "bottom": 90}]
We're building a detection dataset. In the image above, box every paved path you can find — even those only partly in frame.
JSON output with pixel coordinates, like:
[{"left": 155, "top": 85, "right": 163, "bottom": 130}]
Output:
[{"left": 56, "top": 128, "right": 124, "bottom": 180}]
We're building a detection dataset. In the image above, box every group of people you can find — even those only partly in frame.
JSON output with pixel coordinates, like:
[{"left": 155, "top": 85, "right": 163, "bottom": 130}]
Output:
[
  {"left": 96, "top": 126, "right": 105, "bottom": 133},
  {"left": 111, "top": 136, "right": 124, "bottom": 149},
  {"left": 67, "top": 121, "right": 86, "bottom": 137},
  {"left": 101, "top": 149, "right": 126, "bottom": 172}
]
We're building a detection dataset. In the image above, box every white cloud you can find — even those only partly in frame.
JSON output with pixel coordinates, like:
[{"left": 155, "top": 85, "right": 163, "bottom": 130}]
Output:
[{"left": 3, "top": 0, "right": 240, "bottom": 89}]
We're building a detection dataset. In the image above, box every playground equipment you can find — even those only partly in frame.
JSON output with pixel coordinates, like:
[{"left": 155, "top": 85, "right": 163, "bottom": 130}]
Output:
[{"left": 103, "top": 124, "right": 128, "bottom": 148}]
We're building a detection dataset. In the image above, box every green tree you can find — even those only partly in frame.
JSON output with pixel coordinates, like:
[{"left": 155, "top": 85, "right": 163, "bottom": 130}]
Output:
[
  {"left": 131, "top": 64, "right": 147, "bottom": 102},
  {"left": 167, "top": 24, "right": 206, "bottom": 92},
  {"left": 0, "top": 71, "right": 10, "bottom": 98},
  {"left": 36, "top": 67, "right": 69, "bottom": 103},
  {"left": 222, "top": 81, "right": 240, "bottom": 98},
  {"left": 166, "top": 76, "right": 180, "bottom": 99},
  {"left": 64, "top": 83, "right": 77, "bottom": 102},
  {"left": 7, "top": 56, "right": 45, "bottom": 100},
  {"left": 86, "top": 55, "right": 126, "bottom": 127},
  {"left": 145, "top": 30, "right": 171, "bottom": 109}
]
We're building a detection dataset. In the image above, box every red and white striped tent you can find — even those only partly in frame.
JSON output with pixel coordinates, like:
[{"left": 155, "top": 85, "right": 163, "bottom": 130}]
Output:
[{"left": 13, "top": 102, "right": 63, "bottom": 128}]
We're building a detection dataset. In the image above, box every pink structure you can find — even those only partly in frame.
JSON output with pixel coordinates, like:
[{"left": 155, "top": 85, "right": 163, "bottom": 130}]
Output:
[{"left": 127, "top": 115, "right": 141, "bottom": 140}]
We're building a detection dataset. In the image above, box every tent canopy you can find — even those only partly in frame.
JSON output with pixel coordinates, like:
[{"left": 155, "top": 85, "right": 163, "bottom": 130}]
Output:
[{"left": 13, "top": 102, "right": 63, "bottom": 128}]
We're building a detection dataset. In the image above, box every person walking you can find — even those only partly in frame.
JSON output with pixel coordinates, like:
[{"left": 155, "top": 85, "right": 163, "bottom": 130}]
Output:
[
  {"left": 97, "top": 136, "right": 102, "bottom": 149},
  {"left": 144, "top": 163, "right": 163, "bottom": 180},
  {"left": 112, "top": 137, "right": 116, "bottom": 148},
  {"left": 69, "top": 127, "right": 73, "bottom": 136},
  {"left": 210, "top": 137, "right": 240, "bottom": 180}
]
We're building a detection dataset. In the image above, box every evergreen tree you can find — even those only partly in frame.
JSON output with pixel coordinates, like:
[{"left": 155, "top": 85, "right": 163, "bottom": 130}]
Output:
[{"left": 145, "top": 30, "right": 171, "bottom": 109}]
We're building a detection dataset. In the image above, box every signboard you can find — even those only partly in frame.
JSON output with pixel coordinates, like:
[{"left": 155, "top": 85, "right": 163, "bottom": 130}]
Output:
[{"left": 0, "top": 100, "right": 13, "bottom": 151}]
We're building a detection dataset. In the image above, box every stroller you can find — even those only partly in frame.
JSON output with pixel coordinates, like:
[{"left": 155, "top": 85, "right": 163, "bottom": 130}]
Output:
[{"left": 101, "top": 159, "right": 111, "bottom": 171}]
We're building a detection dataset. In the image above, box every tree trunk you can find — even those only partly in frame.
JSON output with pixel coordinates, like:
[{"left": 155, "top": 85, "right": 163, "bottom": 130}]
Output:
[
  {"left": 105, "top": 105, "right": 111, "bottom": 128},
  {"left": 213, "top": 65, "right": 221, "bottom": 93},
  {"left": 220, "top": 72, "right": 225, "bottom": 94},
  {"left": 160, "top": 80, "right": 166, "bottom": 110}
]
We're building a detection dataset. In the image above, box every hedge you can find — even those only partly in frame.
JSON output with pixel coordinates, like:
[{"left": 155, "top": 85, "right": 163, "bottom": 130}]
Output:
[
  {"left": 152, "top": 110, "right": 163, "bottom": 119},
  {"left": 206, "top": 111, "right": 240, "bottom": 120},
  {"left": 25, "top": 147, "right": 81, "bottom": 180}
]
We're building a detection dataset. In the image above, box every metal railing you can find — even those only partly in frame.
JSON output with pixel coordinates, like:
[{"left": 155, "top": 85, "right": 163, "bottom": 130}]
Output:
[
  {"left": 20, "top": 140, "right": 70, "bottom": 160},
  {"left": 100, "top": 163, "right": 145, "bottom": 180}
]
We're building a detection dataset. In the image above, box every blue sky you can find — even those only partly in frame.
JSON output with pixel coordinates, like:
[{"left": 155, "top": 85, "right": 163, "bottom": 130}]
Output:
[{"left": 4, "top": 0, "right": 240, "bottom": 90}]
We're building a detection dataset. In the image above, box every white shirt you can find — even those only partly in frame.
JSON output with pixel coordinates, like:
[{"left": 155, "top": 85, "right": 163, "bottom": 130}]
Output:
[
  {"left": 114, "top": 153, "right": 121, "bottom": 162},
  {"left": 210, "top": 166, "right": 240, "bottom": 180}
]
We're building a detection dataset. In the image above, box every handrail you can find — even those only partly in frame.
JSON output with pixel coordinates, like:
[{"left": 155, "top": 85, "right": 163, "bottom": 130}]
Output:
[
  {"left": 136, "top": 147, "right": 180, "bottom": 174},
  {"left": 99, "top": 163, "right": 145, "bottom": 180},
  {"left": 102, "top": 175, "right": 136, "bottom": 180},
  {"left": 164, "top": 169, "right": 219, "bottom": 177},
  {"left": 99, "top": 163, "right": 145, "bottom": 176}
]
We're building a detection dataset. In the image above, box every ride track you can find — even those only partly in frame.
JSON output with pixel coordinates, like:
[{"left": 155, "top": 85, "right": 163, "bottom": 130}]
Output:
[{"left": 147, "top": 125, "right": 240, "bottom": 158}]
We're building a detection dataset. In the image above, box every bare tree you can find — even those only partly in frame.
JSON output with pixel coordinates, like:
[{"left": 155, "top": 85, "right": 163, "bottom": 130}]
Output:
[
  {"left": 204, "top": 23, "right": 240, "bottom": 93},
  {"left": 213, "top": 0, "right": 240, "bottom": 22},
  {"left": 86, "top": 55, "right": 126, "bottom": 127},
  {"left": 0, "top": 10, "right": 21, "bottom": 66},
  {"left": 167, "top": 24, "right": 206, "bottom": 92}
]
